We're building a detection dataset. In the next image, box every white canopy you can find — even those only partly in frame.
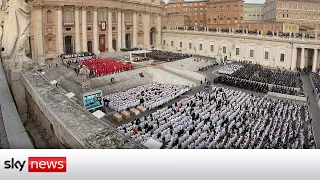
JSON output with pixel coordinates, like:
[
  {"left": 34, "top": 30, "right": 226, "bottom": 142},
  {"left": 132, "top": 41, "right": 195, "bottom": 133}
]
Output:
[
  {"left": 126, "top": 50, "right": 152, "bottom": 62},
  {"left": 50, "top": 80, "right": 57, "bottom": 85},
  {"left": 143, "top": 138, "right": 163, "bottom": 149},
  {"left": 92, "top": 110, "right": 105, "bottom": 119},
  {"left": 66, "top": 92, "right": 75, "bottom": 98}
]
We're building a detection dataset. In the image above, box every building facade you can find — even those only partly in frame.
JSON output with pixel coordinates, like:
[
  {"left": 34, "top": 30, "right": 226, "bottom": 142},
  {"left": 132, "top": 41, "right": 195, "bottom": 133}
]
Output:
[
  {"left": 243, "top": 3, "right": 265, "bottom": 23},
  {"left": 29, "top": 0, "right": 163, "bottom": 64},
  {"left": 165, "top": 0, "right": 207, "bottom": 27},
  {"left": 206, "top": 0, "right": 244, "bottom": 29},
  {"left": 264, "top": 0, "right": 320, "bottom": 33},
  {"left": 162, "top": 29, "right": 320, "bottom": 71}
]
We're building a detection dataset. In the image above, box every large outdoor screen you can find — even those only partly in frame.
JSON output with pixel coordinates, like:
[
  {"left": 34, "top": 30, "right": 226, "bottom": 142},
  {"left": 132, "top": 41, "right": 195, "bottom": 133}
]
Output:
[{"left": 82, "top": 90, "right": 103, "bottom": 111}]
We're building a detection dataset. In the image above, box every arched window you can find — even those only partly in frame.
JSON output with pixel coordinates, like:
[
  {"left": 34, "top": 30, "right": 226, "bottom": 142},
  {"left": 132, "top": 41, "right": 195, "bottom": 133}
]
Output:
[
  {"left": 87, "top": 11, "right": 92, "bottom": 23},
  {"left": 47, "top": 10, "right": 53, "bottom": 23},
  {"left": 99, "top": 11, "right": 104, "bottom": 21},
  {"left": 112, "top": 12, "right": 116, "bottom": 23},
  {"left": 65, "top": 11, "right": 71, "bottom": 21}
]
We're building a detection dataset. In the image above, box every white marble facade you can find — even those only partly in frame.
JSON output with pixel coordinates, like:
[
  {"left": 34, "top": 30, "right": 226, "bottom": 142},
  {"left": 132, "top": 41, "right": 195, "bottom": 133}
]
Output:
[
  {"left": 29, "top": 0, "right": 164, "bottom": 63},
  {"left": 162, "top": 30, "right": 320, "bottom": 72}
]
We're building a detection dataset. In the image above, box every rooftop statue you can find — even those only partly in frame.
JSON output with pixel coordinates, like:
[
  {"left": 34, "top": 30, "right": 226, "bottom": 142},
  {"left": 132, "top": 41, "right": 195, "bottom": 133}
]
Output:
[{"left": 0, "top": 0, "right": 33, "bottom": 71}]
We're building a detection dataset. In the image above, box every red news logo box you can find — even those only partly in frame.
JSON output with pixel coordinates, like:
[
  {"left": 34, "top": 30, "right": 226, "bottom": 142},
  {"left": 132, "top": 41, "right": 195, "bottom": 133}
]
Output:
[{"left": 28, "top": 157, "right": 67, "bottom": 172}]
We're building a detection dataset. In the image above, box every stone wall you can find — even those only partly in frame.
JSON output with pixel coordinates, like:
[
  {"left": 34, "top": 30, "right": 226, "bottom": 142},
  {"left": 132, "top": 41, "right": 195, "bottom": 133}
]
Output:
[{"left": 24, "top": 90, "right": 60, "bottom": 148}]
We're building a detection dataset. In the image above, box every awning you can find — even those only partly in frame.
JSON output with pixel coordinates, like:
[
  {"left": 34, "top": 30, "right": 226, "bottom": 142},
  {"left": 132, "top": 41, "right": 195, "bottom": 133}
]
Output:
[{"left": 92, "top": 110, "right": 105, "bottom": 119}]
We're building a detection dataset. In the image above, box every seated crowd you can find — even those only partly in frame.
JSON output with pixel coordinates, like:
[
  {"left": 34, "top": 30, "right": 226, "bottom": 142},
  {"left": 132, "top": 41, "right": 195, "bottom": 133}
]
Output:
[
  {"left": 311, "top": 72, "right": 320, "bottom": 93},
  {"left": 104, "top": 83, "right": 191, "bottom": 112},
  {"left": 79, "top": 58, "right": 134, "bottom": 77},
  {"left": 117, "top": 85, "right": 314, "bottom": 149},
  {"left": 214, "top": 76, "right": 269, "bottom": 93},
  {"left": 230, "top": 62, "right": 300, "bottom": 88},
  {"left": 217, "top": 64, "right": 243, "bottom": 75},
  {"left": 146, "top": 50, "right": 191, "bottom": 61},
  {"left": 120, "top": 47, "right": 142, "bottom": 52}
]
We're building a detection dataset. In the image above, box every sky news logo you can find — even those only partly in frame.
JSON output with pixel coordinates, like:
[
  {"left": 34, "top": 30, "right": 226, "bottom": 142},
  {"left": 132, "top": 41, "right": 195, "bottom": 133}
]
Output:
[{"left": 4, "top": 157, "right": 67, "bottom": 172}]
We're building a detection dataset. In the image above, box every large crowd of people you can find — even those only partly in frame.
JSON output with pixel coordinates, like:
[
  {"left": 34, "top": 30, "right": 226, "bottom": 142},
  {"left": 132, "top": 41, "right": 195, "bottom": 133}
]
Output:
[
  {"left": 311, "top": 72, "right": 320, "bottom": 93},
  {"left": 79, "top": 58, "right": 134, "bottom": 77},
  {"left": 214, "top": 76, "right": 269, "bottom": 93},
  {"left": 146, "top": 50, "right": 191, "bottom": 61},
  {"left": 104, "top": 83, "right": 191, "bottom": 112},
  {"left": 117, "top": 85, "right": 315, "bottom": 149},
  {"left": 230, "top": 63, "right": 300, "bottom": 88},
  {"left": 217, "top": 64, "right": 243, "bottom": 75}
]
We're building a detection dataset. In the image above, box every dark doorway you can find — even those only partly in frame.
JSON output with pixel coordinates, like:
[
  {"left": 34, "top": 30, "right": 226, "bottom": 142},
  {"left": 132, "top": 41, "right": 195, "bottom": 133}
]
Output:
[
  {"left": 125, "top": 34, "right": 131, "bottom": 49},
  {"left": 150, "top": 27, "right": 156, "bottom": 47},
  {"left": 112, "top": 39, "right": 117, "bottom": 51},
  {"left": 87, "top": 41, "right": 92, "bottom": 52},
  {"left": 65, "top": 36, "right": 73, "bottom": 54}
]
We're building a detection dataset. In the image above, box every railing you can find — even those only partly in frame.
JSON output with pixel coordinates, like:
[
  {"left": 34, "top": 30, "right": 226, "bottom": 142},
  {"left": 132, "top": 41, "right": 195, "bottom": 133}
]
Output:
[
  {"left": 63, "top": 21, "right": 74, "bottom": 26},
  {"left": 164, "top": 27, "right": 320, "bottom": 42}
]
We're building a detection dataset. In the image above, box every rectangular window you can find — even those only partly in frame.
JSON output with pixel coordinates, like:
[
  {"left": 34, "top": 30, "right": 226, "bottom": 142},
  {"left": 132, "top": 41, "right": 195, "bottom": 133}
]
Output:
[
  {"left": 250, "top": 50, "right": 254, "bottom": 58},
  {"left": 66, "top": 28, "right": 71, "bottom": 31},
  {"left": 223, "top": 47, "right": 226, "bottom": 53},
  {"left": 163, "top": 40, "right": 166, "bottom": 45},
  {"left": 236, "top": 48, "right": 240, "bottom": 55},
  {"left": 171, "top": 41, "right": 174, "bottom": 46},
  {"left": 180, "top": 42, "right": 182, "bottom": 48},
  {"left": 280, "top": 54, "right": 285, "bottom": 62},
  {"left": 265, "top": 51, "right": 269, "bottom": 60},
  {"left": 189, "top": 43, "right": 192, "bottom": 49},
  {"left": 199, "top": 44, "right": 202, "bottom": 50},
  {"left": 211, "top": 45, "right": 214, "bottom": 52}
]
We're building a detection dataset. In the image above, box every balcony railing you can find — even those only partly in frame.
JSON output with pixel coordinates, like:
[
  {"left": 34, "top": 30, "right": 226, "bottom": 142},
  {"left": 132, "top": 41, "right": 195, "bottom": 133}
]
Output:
[{"left": 63, "top": 21, "right": 74, "bottom": 26}]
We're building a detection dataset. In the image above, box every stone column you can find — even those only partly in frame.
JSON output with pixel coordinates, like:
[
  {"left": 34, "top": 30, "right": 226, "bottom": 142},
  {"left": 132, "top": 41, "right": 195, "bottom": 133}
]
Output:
[
  {"left": 108, "top": 9, "right": 114, "bottom": 52},
  {"left": 56, "top": 5, "right": 64, "bottom": 55},
  {"left": 300, "top": 48, "right": 305, "bottom": 69},
  {"left": 156, "top": 13, "right": 162, "bottom": 49},
  {"left": 117, "top": 9, "right": 122, "bottom": 51},
  {"left": 291, "top": 47, "right": 297, "bottom": 70},
  {"left": 35, "top": 5, "right": 45, "bottom": 64},
  {"left": 132, "top": 11, "right": 137, "bottom": 48},
  {"left": 93, "top": 7, "right": 100, "bottom": 55},
  {"left": 122, "top": 11, "right": 126, "bottom": 48},
  {"left": 82, "top": 6, "right": 88, "bottom": 52},
  {"left": 143, "top": 12, "right": 150, "bottom": 49},
  {"left": 313, "top": 49, "right": 318, "bottom": 72},
  {"left": 75, "top": 6, "right": 81, "bottom": 53}
]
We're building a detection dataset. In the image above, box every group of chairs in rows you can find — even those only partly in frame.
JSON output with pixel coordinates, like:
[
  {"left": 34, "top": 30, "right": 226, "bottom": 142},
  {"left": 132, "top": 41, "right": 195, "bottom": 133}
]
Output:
[
  {"left": 104, "top": 83, "right": 190, "bottom": 112},
  {"left": 194, "top": 58, "right": 218, "bottom": 71},
  {"left": 79, "top": 58, "right": 134, "bottom": 77},
  {"left": 60, "top": 52, "right": 95, "bottom": 60},
  {"left": 120, "top": 47, "right": 142, "bottom": 52},
  {"left": 145, "top": 50, "right": 191, "bottom": 62},
  {"left": 117, "top": 85, "right": 315, "bottom": 149},
  {"left": 311, "top": 72, "right": 320, "bottom": 93},
  {"left": 230, "top": 62, "right": 299, "bottom": 88}
]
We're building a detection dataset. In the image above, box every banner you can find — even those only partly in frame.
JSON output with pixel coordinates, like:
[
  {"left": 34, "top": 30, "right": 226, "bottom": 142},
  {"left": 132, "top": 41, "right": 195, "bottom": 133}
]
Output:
[{"left": 0, "top": 150, "right": 319, "bottom": 180}]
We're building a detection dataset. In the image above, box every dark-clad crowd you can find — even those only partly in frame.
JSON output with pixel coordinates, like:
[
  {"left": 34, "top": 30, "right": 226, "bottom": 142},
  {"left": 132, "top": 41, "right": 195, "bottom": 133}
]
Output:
[
  {"left": 146, "top": 50, "right": 191, "bottom": 61},
  {"left": 230, "top": 63, "right": 300, "bottom": 88},
  {"left": 311, "top": 72, "right": 320, "bottom": 93},
  {"left": 214, "top": 76, "right": 269, "bottom": 93}
]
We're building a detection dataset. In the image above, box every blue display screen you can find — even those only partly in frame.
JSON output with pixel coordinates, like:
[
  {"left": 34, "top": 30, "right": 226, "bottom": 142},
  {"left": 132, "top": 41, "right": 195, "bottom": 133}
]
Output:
[{"left": 83, "top": 91, "right": 103, "bottom": 110}]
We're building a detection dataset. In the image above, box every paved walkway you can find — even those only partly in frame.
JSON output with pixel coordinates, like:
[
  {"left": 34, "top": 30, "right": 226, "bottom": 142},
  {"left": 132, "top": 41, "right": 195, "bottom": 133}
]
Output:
[{"left": 302, "top": 75, "right": 320, "bottom": 146}]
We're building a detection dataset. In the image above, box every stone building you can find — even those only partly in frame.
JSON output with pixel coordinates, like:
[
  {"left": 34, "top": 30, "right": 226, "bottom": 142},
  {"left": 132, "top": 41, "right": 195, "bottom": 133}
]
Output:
[
  {"left": 264, "top": 0, "right": 320, "bottom": 33},
  {"left": 243, "top": 3, "right": 265, "bottom": 23},
  {"left": 206, "top": 0, "right": 244, "bottom": 29},
  {"left": 29, "top": 0, "right": 164, "bottom": 64},
  {"left": 162, "top": 29, "right": 320, "bottom": 71},
  {"left": 162, "top": 12, "right": 190, "bottom": 29},
  {"left": 164, "top": 0, "right": 208, "bottom": 27}
]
